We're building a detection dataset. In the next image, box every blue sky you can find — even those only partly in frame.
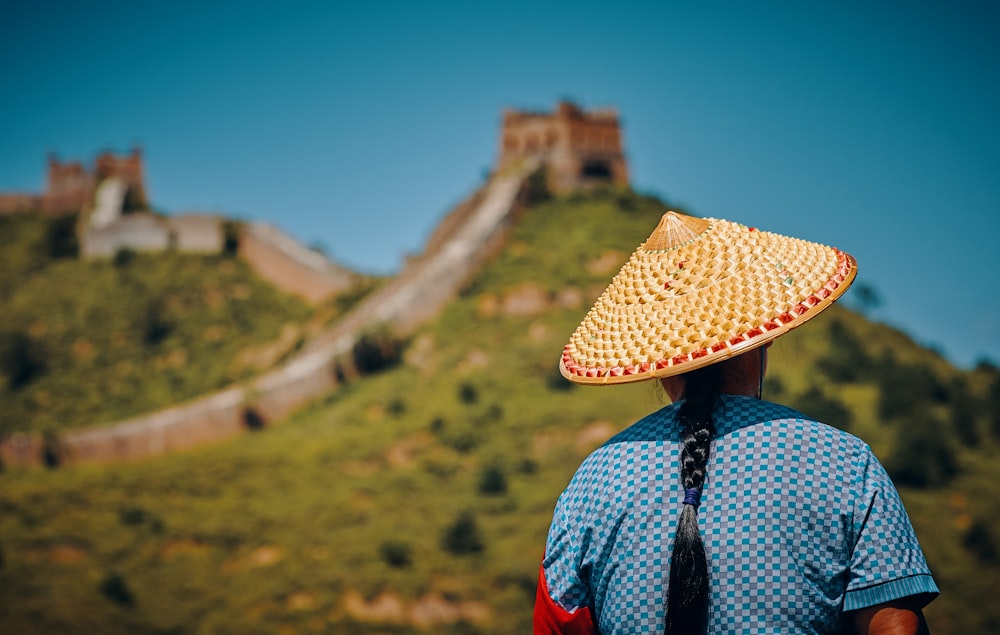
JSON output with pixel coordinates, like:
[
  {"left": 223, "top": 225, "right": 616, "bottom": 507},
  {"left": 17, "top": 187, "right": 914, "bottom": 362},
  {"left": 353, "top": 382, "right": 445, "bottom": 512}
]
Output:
[{"left": 1, "top": 1, "right": 997, "bottom": 368}]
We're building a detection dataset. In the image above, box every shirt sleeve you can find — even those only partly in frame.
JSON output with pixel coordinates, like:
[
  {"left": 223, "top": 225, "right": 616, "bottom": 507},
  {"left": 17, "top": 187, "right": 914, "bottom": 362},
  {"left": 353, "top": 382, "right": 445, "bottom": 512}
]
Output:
[
  {"left": 535, "top": 468, "right": 600, "bottom": 634},
  {"left": 534, "top": 564, "right": 597, "bottom": 635},
  {"left": 843, "top": 446, "right": 940, "bottom": 612},
  {"left": 540, "top": 488, "right": 594, "bottom": 613}
]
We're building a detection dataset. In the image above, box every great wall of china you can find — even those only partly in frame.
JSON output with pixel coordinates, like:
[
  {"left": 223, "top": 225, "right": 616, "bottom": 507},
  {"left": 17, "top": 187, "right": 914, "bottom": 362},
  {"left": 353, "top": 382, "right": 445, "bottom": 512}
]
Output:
[
  {"left": 0, "top": 101, "right": 627, "bottom": 467},
  {"left": 0, "top": 166, "right": 535, "bottom": 467}
]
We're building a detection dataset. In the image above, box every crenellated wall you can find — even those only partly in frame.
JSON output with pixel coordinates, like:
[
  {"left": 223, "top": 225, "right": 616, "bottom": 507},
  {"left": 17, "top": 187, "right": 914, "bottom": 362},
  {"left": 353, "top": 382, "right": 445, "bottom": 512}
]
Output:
[{"left": 497, "top": 100, "right": 628, "bottom": 193}]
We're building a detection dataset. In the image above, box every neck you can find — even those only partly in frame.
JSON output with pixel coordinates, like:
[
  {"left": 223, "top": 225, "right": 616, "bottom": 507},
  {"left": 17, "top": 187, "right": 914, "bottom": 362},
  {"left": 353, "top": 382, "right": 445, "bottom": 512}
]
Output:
[{"left": 661, "top": 346, "right": 767, "bottom": 403}]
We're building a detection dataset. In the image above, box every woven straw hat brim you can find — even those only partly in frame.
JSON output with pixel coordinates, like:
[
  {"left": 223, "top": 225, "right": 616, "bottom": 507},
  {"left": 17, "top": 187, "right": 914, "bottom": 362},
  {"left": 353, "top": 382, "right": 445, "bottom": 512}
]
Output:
[{"left": 560, "top": 212, "right": 857, "bottom": 385}]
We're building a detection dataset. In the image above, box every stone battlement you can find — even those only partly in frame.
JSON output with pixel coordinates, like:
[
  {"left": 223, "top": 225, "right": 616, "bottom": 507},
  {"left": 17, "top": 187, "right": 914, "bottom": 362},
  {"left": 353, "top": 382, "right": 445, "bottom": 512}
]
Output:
[
  {"left": 0, "top": 148, "right": 148, "bottom": 216},
  {"left": 497, "top": 100, "right": 628, "bottom": 193}
]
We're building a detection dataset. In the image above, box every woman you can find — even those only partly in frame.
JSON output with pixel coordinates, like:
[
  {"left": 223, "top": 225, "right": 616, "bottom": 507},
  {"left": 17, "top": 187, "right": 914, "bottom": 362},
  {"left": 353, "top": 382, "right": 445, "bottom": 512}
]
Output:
[{"left": 535, "top": 212, "right": 937, "bottom": 634}]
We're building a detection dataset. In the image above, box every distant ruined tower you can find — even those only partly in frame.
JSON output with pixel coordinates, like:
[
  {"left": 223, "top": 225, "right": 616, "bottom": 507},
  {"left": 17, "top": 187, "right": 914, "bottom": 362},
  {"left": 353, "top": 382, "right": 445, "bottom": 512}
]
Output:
[
  {"left": 497, "top": 100, "right": 629, "bottom": 193},
  {"left": 42, "top": 157, "right": 91, "bottom": 214},
  {"left": 0, "top": 148, "right": 148, "bottom": 216}
]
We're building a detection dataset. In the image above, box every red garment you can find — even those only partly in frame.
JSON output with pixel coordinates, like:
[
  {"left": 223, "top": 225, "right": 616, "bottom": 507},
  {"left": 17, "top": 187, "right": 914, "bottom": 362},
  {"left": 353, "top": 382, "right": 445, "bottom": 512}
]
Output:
[{"left": 534, "top": 564, "right": 597, "bottom": 634}]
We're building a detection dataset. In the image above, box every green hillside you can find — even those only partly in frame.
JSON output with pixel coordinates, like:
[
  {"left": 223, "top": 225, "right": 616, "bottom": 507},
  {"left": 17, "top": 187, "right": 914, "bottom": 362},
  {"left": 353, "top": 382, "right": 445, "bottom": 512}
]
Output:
[
  {"left": 0, "top": 213, "right": 319, "bottom": 437},
  {"left": 1, "top": 191, "right": 999, "bottom": 633}
]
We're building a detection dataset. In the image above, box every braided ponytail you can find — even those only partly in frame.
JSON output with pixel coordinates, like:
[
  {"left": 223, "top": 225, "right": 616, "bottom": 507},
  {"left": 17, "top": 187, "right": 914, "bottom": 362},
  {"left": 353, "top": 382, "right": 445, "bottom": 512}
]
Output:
[{"left": 665, "top": 364, "right": 720, "bottom": 635}]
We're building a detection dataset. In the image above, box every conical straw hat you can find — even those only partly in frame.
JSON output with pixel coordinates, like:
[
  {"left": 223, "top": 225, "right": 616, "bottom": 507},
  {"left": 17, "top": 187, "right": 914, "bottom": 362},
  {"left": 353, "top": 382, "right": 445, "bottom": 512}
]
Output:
[{"left": 560, "top": 211, "right": 857, "bottom": 385}]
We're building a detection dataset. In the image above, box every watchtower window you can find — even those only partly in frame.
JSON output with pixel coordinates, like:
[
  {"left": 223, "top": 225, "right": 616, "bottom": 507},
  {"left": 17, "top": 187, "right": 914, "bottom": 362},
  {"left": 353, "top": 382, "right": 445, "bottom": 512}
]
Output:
[{"left": 581, "top": 160, "right": 613, "bottom": 180}]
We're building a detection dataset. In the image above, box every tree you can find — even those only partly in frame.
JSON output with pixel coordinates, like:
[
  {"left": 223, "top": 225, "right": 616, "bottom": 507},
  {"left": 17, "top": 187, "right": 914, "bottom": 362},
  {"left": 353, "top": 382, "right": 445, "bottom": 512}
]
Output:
[
  {"left": 99, "top": 572, "right": 135, "bottom": 607},
  {"left": 887, "top": 411, "right": 959, "bottom": 488},
  {"left": 478, "top": 464, "right": 508, "bottom": 496},
  {"left": 817, "top": 319, "right": 873, "bottom": 383},
  {"left": 379, "top": 540, "right": 412, "bottom": 568},
  {"left": 948, "top": 378, "right": 980, "bottom": 447},
  {"left": 790, "top": 386, "right": 853, "bottom": 430},
  {"left": 0, "top": 330, "right": 46, "bottom": 390},
  {"left": 876, "top": 355, "right": 948, "bottom": 421},
  {"left": 849, "top": 282, "right": 882, "bottom": 315},
  {"left": 351, "top": 327, "right": 403, "bottom": 375},
  {"left": 46, "top": 214, "right": 78, "bottom": 259},
  {"left": 441, "top": 511, "right": 485, "bottom": 555}
]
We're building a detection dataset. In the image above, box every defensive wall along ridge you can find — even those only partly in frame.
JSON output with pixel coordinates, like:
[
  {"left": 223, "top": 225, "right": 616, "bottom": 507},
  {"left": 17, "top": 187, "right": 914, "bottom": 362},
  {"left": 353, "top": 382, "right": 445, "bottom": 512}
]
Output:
[{"left": 0, "top": 167, "right": 533, "bottom": 467}]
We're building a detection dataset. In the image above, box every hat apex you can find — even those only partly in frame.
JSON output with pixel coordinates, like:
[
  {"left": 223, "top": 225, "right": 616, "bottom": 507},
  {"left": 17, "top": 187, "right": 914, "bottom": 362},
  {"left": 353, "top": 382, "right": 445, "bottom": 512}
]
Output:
[{"left": 642, "top": 211, "right": 711, "bottom": 251}]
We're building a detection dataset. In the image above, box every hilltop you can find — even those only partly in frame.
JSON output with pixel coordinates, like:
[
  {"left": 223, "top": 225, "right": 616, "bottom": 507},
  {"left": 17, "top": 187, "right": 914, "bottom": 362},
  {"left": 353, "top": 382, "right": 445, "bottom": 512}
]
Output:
[
  {"left": 1, "top": 187, "right": 999, "bottom": 633},
  {"left": 0, "top": 211, "right": 378, "bottom": 443}
]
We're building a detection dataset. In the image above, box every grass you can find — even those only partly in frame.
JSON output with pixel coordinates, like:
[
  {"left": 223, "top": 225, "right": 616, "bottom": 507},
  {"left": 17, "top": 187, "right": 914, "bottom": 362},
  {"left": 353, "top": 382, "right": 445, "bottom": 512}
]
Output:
[
  {"left": 1, "top": 190, "right": 998, "bottom": 633},
  {"left": 0, "top": 213, "right": 315, "bottom": 435}
]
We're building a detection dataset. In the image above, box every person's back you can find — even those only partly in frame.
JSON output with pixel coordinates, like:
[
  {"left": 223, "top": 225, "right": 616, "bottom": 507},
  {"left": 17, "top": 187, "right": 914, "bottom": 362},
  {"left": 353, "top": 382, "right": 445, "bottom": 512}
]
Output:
[
  {"left": 534, "top": 211, "right": 937, "bottom": 634},
  {"left": 541, "top": 395, "right": 936, "bottom": 634}
]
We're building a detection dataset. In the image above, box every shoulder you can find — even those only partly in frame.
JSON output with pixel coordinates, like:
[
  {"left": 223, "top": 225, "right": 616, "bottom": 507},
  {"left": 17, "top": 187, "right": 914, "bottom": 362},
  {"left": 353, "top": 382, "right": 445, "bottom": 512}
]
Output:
[
  {"left": 557, "top": 403, "right": 680, "bottom": 501},
  {"left": 603, "top": 401, "right": 681, "bottom": 446},
  {"left": 720, "top": 395, "right": 864, "bottom": 440},
  {"left": 713, "top": 395, "right": 875, "bottom": 474}
]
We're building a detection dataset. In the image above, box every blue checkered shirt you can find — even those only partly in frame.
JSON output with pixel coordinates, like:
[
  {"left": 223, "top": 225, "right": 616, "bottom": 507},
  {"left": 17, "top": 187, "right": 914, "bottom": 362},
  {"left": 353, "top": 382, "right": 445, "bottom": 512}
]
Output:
[{"left": 542, "top": 395, "right": 938, "bottom": 634}]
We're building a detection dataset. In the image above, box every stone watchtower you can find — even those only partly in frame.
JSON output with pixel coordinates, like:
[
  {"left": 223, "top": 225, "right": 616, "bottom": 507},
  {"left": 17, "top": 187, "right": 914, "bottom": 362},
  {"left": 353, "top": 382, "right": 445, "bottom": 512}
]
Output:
[
  {"left": 496, "top": 100, "right": 629, "bottom": 193},
  {"left": 43, "top": 148, "right": 148, "bottom": 215}
]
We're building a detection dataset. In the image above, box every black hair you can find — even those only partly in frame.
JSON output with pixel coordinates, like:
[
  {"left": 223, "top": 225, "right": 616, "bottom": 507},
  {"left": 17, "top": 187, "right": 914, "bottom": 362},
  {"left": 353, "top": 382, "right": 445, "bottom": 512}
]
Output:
[{"left": 665, "top": 363, "right": 721, "bottom": 635}]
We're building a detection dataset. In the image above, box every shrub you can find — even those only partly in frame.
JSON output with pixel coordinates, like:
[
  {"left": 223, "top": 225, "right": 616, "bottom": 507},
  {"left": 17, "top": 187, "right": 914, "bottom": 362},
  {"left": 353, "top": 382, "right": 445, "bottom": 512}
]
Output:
[
  {"left": 351, "top": 327, "right": 403, "bottom": 375},
  {"left": 477, "top": 404, "right": 504, "bottom": 425},
  {"left": 386, "top": 398, "right": 406, "bottom": 416},
  {"left": 441, "top": 511, "right": 484, "bottom": 555},
  {"left": 817, "top": 319, "right": 873, "bottom": 383},
  {"left": 222, "top": 220, "right": 241, "bottom": 257},
  {"left": 99, "top": 572, "right": 135, "bottom": 607},
  {"left": 443, "top": 429, "right": 480, "bottom": 453},
  {"left": 545, "top": 364, "right": 574, "bottom": 392},
  {"left": 46, "top": 214, "right": 79, "bottom": 259},
  {"left": 0, "top": 330, "right": 47, "bottom": 390},
  {"left": 987, "top": 376, "right": 1000, "bottom": 442},
  {"left": 963, "top": 519, "right": 999, "bottom": 564},
  {"left": 762, "top": 376, "right": 785, "bottom": 399},
  {"left": 478, "top": 464, "right": 508, "bottom": 496},
  {"left": 847, "top": 282, "right": 882, "bottom": 315},
  {"left": 887, "top": 411, "right": 959, "bottom": 488},
  {"left": 119, "top": 506, "right": 149, "bottom": 526},
  {"left": 948, "top": 378, "right": 980, "bottom": 447},
  {"left": 876, "top": 355, "right": 949, "bottom": 421},
  {"left": 379, "top": 540, "right": 412, "bottom": 568},
  {"left": 141, "top": 297, "right": 173, "bottom": 346},
  {"left": 429, "top": 416, "right": 446, "bottom": 434},
  {"left": 113, "top": 247, "right": 136, "bottom": 268},
  {"left": 790, "top": 386, "right": 853, "bottom": 430},
  {"left": 458, "top": 382, "right": 479, "bottom": 404},
  {"left": 243, "top": 407, "right": 265, "bottom": 431},
  {"left": 41, "top": 430, "right": 61, "bottom": 469},
  {"left": 522, "top": 167, "right": 551, "bottom": 207},
  {"left": 517, "top": 458, "right": 538, "bottom": 475}
]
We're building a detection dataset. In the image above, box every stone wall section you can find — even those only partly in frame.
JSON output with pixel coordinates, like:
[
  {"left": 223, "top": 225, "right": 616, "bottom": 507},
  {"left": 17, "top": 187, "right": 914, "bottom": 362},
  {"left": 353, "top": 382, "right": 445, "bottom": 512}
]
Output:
[
  {"left": 238, "top": 222, "right": 359, "bottom": 304},
  {"left": 80, "top": 212, "right": 226, "bottom": 257},
  {"left": 81, "top": 212, "right": 173, "bottom": 256}
]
